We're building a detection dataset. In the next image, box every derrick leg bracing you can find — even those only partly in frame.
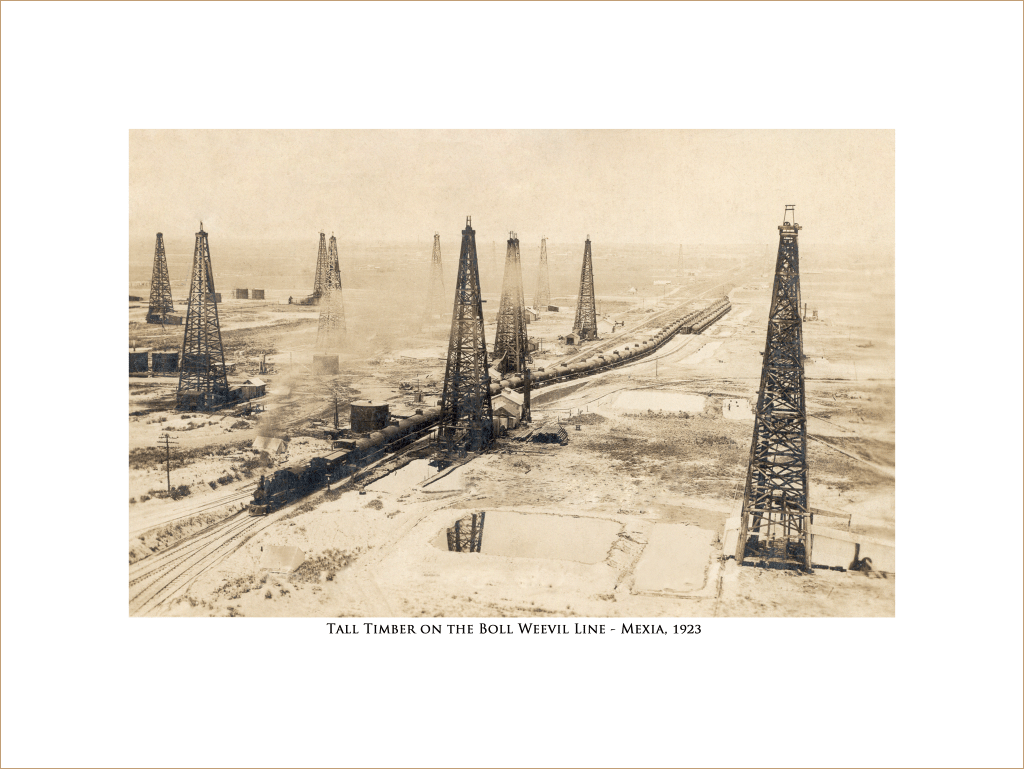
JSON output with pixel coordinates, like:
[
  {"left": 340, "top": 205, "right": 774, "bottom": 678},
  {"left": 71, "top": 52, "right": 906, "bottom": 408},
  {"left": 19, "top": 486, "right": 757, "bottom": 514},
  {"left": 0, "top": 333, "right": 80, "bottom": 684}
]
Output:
[
  {"left": 735, "top": 205, "right": 811, "bottom": 570},
  {"left": 177, "top": 223, "right": 229, "bottom": 410},
  {"left": 573, "top": 236, "right": 598, "bottom": 341},
  {"left": 147, "top": 232, "right": 175, "bottom": 322},
  {"left": 316, "top": 235, "right": 346, "bottom": 349},
  {"left": 439, "top": 217, "right": 493, "bottom": 454},
  {"left": 492, "top": 232, "right": 530, "bottom": 376},
  {"left": 312, "top": 231, "right": 330, "bottom": 302}
]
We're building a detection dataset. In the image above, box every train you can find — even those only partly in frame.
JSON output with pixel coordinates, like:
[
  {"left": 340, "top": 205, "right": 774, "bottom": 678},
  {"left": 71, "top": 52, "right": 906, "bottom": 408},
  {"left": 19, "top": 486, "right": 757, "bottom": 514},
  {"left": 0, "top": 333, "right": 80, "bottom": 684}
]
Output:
[
  {"left": 488, "top": 296, "right": 732, "bottom": 393},
  {"left": 248, "top": 297, "right": 731, "bottom": 516},
  {"left": 249, "top": 406, "right": 442, "bottom": 515}
]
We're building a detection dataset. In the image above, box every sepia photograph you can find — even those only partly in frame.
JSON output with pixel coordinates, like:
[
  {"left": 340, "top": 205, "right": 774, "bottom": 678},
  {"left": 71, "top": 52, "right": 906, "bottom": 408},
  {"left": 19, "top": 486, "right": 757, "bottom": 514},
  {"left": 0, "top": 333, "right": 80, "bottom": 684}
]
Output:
[
  {"left": 3, "top": 2, "right": 1021, "bottom": 768},
  {"left": 127, "top": 129, "right": 897, "bottom": 618}
]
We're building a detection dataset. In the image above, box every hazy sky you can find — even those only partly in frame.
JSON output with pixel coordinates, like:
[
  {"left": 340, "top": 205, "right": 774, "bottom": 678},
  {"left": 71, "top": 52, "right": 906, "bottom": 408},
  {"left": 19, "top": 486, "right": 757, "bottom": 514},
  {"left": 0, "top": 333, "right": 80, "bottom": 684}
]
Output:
[{"left": 129, "top": 130, "right": 894, "bottom": 246}]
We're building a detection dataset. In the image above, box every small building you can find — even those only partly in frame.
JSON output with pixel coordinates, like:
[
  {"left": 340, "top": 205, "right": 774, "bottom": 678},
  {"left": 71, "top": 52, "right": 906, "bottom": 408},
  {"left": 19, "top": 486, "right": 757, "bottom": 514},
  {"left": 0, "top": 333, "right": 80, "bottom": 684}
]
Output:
[
  {"left": 493, "top": 406, "right": 519, "bottom": 431},
  {"left": 252, "top": 436, "right": 287, "bottom": 455},
  {"left": 232, "top": 377, "right": 266, "bottom": 401},
  {"left": 491, "top": 389, "right": 524, "bottom": 422},
  {"left": 547, "top": 305, "right": 560, "bottom": 312},
  {"left": 251, "top": 289, "right": 265, "bottom": 300},
  {"left": 351, "top": 400, "right": 390, "bottom": 433},
  {"left": 524, "top": 307, "right": 540, "bottom": 322},
  {"left": 565, "top": 333, "right": 578, "bottom": 346},
  {"left": 234, "top": 288, "right": 249, "bottom": 299},
  {"left": 205, "top": 292, "right": 222, "bottom": 303}
]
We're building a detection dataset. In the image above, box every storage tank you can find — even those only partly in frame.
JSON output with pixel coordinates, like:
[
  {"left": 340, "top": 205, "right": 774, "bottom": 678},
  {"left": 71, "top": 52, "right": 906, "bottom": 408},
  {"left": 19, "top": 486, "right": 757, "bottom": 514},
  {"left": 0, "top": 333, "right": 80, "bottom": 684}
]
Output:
[
  {"left": 312, "top": 355, "right": 339, "bottom": 375},
  {"left": 128, "top": 351, "right": 148, "bottom": 373},
  {"left": 151, "top": 352, "right": 179, "bottom": 373},
  {"left": 350, "top": 400, "right": 390, "bottom": 433}
]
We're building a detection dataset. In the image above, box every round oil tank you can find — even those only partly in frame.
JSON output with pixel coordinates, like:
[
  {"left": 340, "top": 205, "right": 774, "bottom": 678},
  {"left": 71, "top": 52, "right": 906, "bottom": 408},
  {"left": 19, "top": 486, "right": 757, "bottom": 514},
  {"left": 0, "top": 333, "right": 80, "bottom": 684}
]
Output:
[{"left": 350, "top": 400, "right": 390, "bottom": 433}]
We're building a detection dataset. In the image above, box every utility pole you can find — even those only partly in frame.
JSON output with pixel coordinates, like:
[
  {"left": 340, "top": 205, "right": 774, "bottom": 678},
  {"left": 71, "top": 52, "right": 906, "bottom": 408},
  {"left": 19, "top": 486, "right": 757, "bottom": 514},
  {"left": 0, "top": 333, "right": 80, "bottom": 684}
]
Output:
[{"left": 159, "top": 434, "right": 179, "bottom": 492}]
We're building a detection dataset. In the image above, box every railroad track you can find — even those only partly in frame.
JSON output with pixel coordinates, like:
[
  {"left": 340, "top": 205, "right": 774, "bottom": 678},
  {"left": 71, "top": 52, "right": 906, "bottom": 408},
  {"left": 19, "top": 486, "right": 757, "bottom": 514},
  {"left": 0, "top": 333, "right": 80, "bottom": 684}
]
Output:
[
  {"left": 129, "top": 512, "right": 269, "bottom": 616},
  {"left": 129, "top": 485, "right": 256, "bottom": 539},
  {"left": 560, "top": 269, "right": 749, "bottom": 365}
]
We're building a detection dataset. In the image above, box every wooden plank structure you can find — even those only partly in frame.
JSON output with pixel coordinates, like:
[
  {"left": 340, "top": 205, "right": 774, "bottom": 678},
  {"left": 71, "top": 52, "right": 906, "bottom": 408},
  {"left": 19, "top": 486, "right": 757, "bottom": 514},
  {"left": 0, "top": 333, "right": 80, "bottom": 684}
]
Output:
[{"left": 735, "top": 205, "right": 812, "bottom": 570}]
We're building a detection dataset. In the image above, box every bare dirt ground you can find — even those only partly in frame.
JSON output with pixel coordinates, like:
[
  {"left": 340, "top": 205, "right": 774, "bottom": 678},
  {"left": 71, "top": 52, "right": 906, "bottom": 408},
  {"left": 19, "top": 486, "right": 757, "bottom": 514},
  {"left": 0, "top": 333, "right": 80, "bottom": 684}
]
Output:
[{"left": 129, "top": 256, "right": 895, "bottom": 618}]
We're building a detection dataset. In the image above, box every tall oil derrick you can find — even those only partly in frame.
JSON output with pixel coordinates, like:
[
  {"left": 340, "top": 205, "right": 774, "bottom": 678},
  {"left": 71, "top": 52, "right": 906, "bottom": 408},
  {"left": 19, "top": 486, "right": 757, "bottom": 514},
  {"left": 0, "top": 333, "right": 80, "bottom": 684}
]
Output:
[
  {"left": 316, "top": 235, "right": 346, "bottom": 349},
  {"left": 533, "top": 237, "right": 551, "bottom": 308},
  {"left": 439, "top": 217, "right": 493, "bottom": 453},
  {"left": 424, "top": 232, "right": 446, "bottom": 319},
  {"left": 146, "top": 232, "right": 175, "bottom": 322},
  {"left": 312, "top": 231, "right": 330, "bottom": 302},
  {"left": 572, "top": 236, "right": 598, "bottom": 341},
  {"left": 177, "top": 223, "right": 228, "bottom": 410},
  {"left": 329, "top": 233, "right": 342, "bottom": 290},
  {"left": 492, "top": 232, "right": 531, "bottom": 376},
  {"left": 735, "top": 205, "right": 810, "bottom": 570}
]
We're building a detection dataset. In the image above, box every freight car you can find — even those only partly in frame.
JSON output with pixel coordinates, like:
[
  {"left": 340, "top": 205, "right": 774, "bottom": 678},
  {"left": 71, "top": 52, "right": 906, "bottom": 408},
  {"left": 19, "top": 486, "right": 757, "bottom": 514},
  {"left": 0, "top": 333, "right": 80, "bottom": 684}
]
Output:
[
  {"left": 511, "top": 297, "right": 731, "bottom": 393},
  {"left": 248, "top": 406, "right": 442, "bottom": 515}
]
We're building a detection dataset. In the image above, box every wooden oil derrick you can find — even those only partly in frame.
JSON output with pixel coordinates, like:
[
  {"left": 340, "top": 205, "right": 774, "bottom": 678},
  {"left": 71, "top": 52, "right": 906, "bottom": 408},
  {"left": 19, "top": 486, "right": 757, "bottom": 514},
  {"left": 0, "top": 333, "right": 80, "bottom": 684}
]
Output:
[
  {"left": 312, "top": 231, "right": 330, "bottom": 302},
  {"left": 533, "top": 237, "right": 551, "bottom": 308},
  {"left": 446, "top": 511, "right": 486, "bottom": 552},
  {"left": 424, "top": 232, "right": 446, "bottom": 319},
  {"left": 329, "top": 234, "right": 342, "bottom": 292},
  {"left": 317, "top": 235, "right": 346, "bottom": 349},
  {"left": 147, "top": 232, "right": 175, "bottom": 322},
  {"left": 573, "top": 236, "right": 598, "bottom": 341},
  {"left": 177, "top": 223, "right": 229, "bottom": 410},
  {"left": 439, "top": 217, "right": 493, "bottom": 454},
  {"left": 735, "top": 205, "right": 811, "bottom": 570},
  {"left": 493, "top": 232, "right": 531, "bottom": 376},
  {"left": 316, "top": 279, "right": 346, "bottom": 350}
]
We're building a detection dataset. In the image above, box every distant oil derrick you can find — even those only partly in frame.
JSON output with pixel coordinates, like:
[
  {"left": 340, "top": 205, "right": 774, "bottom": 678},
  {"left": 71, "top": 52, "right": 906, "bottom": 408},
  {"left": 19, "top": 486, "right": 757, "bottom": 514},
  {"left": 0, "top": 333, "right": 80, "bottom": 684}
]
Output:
[
  {"left": 533, "top": 237, "right": 551, "bottom": 308},
  {"left": 177, "top": 223, "right": 229, "bottom": 410},
  {"left": 147, "top": 232, "right": 175, "bottom": 322},
  {"left": 493, "top": 232, "right": 531, "bottom": 376},
  {"left": 439, "top": 216, "right": 493, "bottom": 454},
  {"left": 735, "top": 205, "right": 811, "bottom": 570},
  {"left": 312, "top": 231, "right": 330, "bottom": 302},
  {"left": 572, "top": 236, "right": 598, "bottom": 341},
  {"left": 316, "top": 238, "right": 346, "bottom": 350},
  {"left": 329, "top": 234, "right": 342, "bottom": 291},
  {"left": 446, "top": 511, "right": 485, "bottom": 552},
  {"left": 424, "top": 232, "right": 446, "bottom": 319}
]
